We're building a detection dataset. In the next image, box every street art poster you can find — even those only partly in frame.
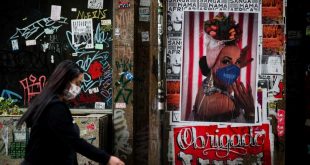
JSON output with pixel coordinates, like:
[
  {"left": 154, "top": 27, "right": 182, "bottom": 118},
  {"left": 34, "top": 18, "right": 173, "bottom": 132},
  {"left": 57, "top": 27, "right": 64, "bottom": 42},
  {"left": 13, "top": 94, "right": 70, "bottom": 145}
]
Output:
[
  {"left": 167, "top": 10, "right": 184, "bottom": 37},
  {"left": 167, "top": 81, "right": 181, "bottom": 111},
  {"left": 261, "top": 55, "right": 283, "bottom": 75},
  {"left": 262, "top": 0, "right": 284, "bottom": 24},
  {"left": 262, "top": 25, "right": 285, "bottom": 56},
  {"left": 257, "top": 82, "right": 268, "bottom": 122},
  {"left": 180, "top": 11, "right": 260, "bottom": 124},
  {"left": 167, "top": 40, "right": 182, "bottom": 80},
  {"left": 264, "top": 75, "right": 284, "bottom": 101},
  {"left": 167, "top": 11, "right": 183, "bottom": 80},
  {"left": 71, "top": 19, "right": 94, "bottom": 49},
  {"left": 173, "top": 124, "right": 272, "bottom": 165}
]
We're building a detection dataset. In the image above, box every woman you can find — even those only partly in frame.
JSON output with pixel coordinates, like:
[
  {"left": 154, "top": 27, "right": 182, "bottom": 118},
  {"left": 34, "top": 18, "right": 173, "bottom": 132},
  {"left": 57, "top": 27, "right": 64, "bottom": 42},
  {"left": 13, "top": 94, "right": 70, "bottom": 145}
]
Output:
[
  {"left": 17, "top": 60, "right": 124, "bottom": 165},
  {"left": 188, "top": 14, "right": 255, "bottom": 123}
]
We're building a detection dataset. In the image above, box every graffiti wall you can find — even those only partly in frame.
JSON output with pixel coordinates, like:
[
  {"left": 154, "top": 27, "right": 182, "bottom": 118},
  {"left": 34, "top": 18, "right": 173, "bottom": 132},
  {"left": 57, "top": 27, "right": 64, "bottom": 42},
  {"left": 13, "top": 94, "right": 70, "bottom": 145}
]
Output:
[
  {"left": 166, "top": 0, "right": 286, "bottom": 164},
  {"left": 0, "top": 0, "right": 113, "bottom": 109}
]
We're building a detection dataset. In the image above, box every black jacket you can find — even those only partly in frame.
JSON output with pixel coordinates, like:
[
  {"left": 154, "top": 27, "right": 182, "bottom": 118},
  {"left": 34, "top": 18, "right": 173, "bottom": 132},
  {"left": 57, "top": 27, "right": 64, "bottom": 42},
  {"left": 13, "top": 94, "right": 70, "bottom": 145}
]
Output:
[{"left": 23, "top": 97, "right": 111, "bottom": 165}]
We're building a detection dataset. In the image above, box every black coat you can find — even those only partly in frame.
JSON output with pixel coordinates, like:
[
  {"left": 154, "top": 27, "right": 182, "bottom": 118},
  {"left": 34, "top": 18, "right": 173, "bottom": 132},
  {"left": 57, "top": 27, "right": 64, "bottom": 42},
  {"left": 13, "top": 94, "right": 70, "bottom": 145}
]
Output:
[{"left": 23, "top": 97, "right": 110, "bottom": 165}]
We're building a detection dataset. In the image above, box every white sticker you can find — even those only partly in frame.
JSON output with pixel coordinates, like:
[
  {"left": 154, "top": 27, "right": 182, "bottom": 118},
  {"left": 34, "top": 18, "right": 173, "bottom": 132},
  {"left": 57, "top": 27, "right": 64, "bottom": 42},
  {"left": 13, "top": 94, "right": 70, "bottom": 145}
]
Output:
[
  {"left": 71, "top": 8, "right": 77, "bottom": 12},
  {"left": 115, "top": 102, "right": 126, "bottom": 109},
  {"left": 42, "top": 43, "right": 49, "bottom": 52},
  {"left": 95, "top": 102, "right": 105, "bottom": 109},
  {"left": 141, "top": 31, "right": 149, "bottom": 42},
  {"left": 51, "top": 5, "right": 61, "bottom": 21},
  {"left": 95, "top": 44, "right": 103, "bottom": 50},
  {"left": 14, "top": 132, "right": 27, "bottom": 142},
  {"left": 72, "top": 53, "right": 78, "bottom": 56},
  {"left": 139, "top": 15, "right": 150, "bottom": 22},
  {"left": 80, "top": 129, "right": 87, "bottom": 136},
  {"left": 139, "top": 7, "right": 150, "bottom": 15},
  {"left": 11, "top": 39, "right": 19, "bottom": 51},
  {"left": 140, "top": 0, "right": 151, "bottom": 7},
  {"left": 51, "top": 55, "right": 54, "bottom": 63},
  {"left": 172, "top": 111, "right": 180, "bottom": 122},
  {"left": 101, "top": 19, "right": 112, "bottom": 25},
  {"left": 25, "top": 40, "right": 36, "bottom": 46},
  {"left": 44, "top": 28, "right": 55, "bottom": 35},
  {"left": 158, "top": 102, "right": 164, "bottom": 110},
  {"left": 88, "top": 87, "right": 99, "bottom": 94},
  {"left": 88, "top": 0, "right": 103, "bottom": 9},
  {"left": 115, "top": 27, "right": 120, "bottom": 36}
]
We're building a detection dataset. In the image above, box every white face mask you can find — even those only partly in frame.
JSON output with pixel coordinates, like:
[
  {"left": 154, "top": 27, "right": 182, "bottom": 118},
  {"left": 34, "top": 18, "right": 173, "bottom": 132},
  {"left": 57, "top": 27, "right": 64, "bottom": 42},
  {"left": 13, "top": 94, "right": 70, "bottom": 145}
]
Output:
[{"left": 64, "top": 83, "right": 81, "bottom": 100}]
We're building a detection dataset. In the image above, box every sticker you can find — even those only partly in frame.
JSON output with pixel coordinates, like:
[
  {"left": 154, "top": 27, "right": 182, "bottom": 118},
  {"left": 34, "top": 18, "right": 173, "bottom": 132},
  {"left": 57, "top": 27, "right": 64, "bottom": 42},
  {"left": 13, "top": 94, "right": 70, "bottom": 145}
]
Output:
[
  {"left": 51, "top": 5, "right": 61, "bottom": 21},
  {"left": 115, "top": 27, "right": 120, "bottom": 36},
  {"left": 95, "top": 44, "right": 103, "bottom": 50},
  {"left": 25, "top": 40, "right": 36, "bottom": 46},
  {"left": 51, "top": 55, "right": 54, "bottom": 63},
  {"left": 141, "top": 31, "right": 149, "bottom": 42},
  {"left": 139, "top": 7, "right": 150, "bottom": 15},
  {"left": 158, "top": 102, "right": 164, "bottom": 110},
  {"left": 14, "top": 132, "right": 27, "bottom": 142},
  {"left": 172, "top": 111, "right": 180, "bottom": 122},
  {"left": 95, "top": 102, "right": 105, "bottom": 109},
  {"left": 44, "top": 28, "right": 55, "bottom": 34},
  {"left": 80, "top": 129, "right": 87, "bottom": 136},
  {"left": 11, "top": 39, "right": 19, "bottom": 51},
  {"left": 139, "top": 14, "right": 150, "bottom": 22},
  {"left": 101, "top": 19, "right": 112, "bottom": 25},
  {"left": 41, "top": 43, "right": 49, "bottom": 52},
  {"left": 119, "top": 1, "right": 130, "bottom": 9},
  {"left": 71, "top": 8, "right": 77, "bottom": 12},
  {"left": 88, "top": 87, "right": 99, "bottom": 94},
  {"left": 115, "top": 102, "right": 126, "bottom": 109},
  {"left": 88, "top": 0, "right": 103, "bottom": 9},
  {"left": 72, "top": 53, "right": 78, "bottom": 56},
  {"left": 140, "top": 0, "right": 151, "bottom": 7}
]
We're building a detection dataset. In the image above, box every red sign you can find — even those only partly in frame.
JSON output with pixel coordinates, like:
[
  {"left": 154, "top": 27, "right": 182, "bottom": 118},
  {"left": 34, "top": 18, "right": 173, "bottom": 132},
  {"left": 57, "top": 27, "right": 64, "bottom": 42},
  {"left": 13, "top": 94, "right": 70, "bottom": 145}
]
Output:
[{"left": 173, "top": 124, "right": 271, "bottom": 165}]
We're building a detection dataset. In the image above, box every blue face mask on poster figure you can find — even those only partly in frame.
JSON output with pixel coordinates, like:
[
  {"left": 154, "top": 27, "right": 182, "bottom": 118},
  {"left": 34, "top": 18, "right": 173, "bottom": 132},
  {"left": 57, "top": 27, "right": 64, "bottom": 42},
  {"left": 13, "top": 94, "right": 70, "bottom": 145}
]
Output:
[{"left": 216, "top": 65, "right": 240, "bottom": 85}]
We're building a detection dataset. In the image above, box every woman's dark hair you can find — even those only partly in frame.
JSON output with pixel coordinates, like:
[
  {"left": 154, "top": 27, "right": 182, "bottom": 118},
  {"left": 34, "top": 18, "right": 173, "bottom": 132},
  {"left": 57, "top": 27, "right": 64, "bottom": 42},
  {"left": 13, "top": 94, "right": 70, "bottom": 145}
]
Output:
[{"left": 17, "top": 60, "right": 84, "bottom": 128}]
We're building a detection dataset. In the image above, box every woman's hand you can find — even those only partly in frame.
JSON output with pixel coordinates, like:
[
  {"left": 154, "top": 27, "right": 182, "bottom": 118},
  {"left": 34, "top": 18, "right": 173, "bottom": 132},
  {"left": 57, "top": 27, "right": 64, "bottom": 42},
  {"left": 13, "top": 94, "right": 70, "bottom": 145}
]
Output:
[
  {"left": 231, "top": 82, "right": 255, "bottom": 121},
  {"left": 107, "top": 156, "right": 125, "bottom": 165}
]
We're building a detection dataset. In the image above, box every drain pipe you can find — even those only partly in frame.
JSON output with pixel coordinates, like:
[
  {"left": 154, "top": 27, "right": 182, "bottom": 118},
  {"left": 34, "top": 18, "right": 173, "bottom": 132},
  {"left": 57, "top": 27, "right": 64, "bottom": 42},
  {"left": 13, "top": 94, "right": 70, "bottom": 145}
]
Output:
[
  {"left": 157, "top": 0, "right": 165, "bottom": 110},
  {"left": 157, "top": 0, "right": 165, "bottom": 165}
]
